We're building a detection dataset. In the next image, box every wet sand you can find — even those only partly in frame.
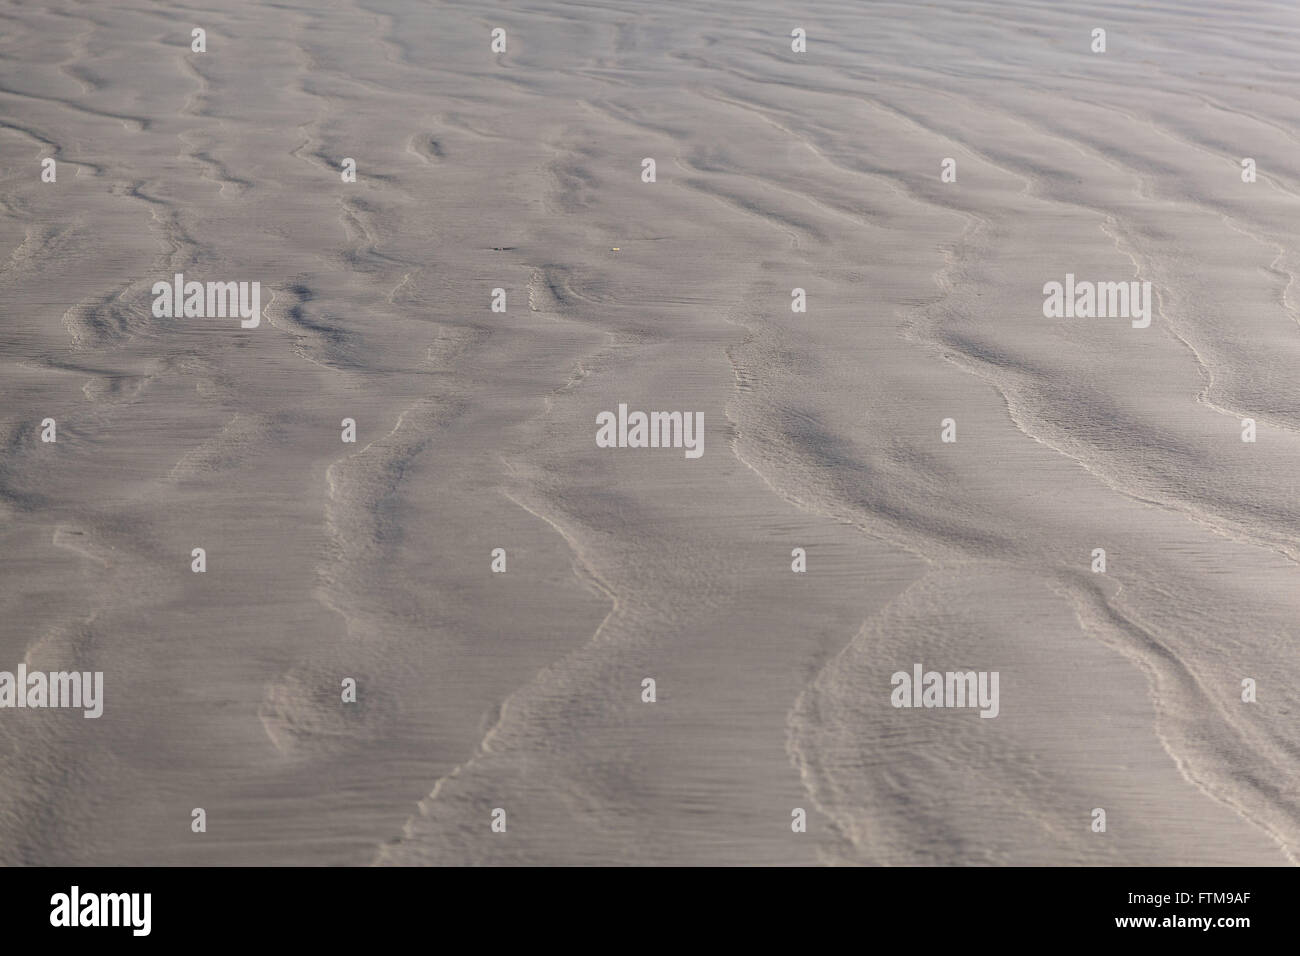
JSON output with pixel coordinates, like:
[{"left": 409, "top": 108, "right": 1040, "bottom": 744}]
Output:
[{"left": 0, "top": 0, "right": 1297, "bottom": 865}]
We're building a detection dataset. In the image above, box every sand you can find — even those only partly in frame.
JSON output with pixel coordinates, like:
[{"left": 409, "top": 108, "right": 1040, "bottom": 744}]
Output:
[{"left": 0, "top": 0, "right": 1297, "bottom": 865}]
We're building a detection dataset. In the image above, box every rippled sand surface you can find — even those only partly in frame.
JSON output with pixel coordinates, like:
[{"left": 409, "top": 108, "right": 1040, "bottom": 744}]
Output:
[{"left": 1, "top": 0, "right": 1297, "bottom": 865}]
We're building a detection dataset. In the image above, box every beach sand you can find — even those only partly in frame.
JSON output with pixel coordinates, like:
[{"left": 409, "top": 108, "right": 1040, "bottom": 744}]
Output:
[{"left": 0, "top": 0, "right": 1297, "bottom": 865}]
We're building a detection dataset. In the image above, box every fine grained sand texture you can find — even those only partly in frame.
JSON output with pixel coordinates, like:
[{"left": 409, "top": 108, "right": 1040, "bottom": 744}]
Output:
[{"left": 1, "top": 0, "right": 1298, "bottom": 865}]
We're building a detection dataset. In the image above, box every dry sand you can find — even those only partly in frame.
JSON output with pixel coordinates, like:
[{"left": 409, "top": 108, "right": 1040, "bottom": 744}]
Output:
[{"left": 1, "top": 0, "right": 1298, "bottom": 865}]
